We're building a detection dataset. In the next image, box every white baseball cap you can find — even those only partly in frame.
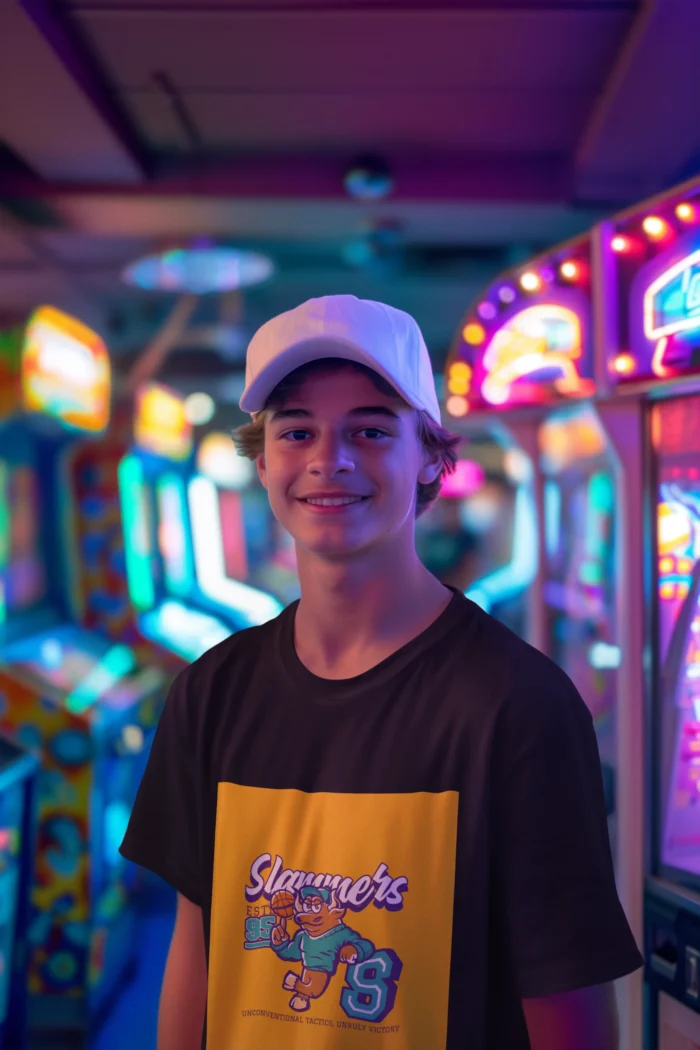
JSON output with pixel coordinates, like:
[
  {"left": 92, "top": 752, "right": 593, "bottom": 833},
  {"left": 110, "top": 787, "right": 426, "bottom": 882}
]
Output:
[{"left": 239, "top": 294, "right": 441, "bottom": 424}]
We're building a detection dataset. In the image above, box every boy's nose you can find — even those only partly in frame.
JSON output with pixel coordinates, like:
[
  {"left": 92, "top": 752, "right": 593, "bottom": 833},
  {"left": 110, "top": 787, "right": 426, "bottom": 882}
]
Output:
[{"left": 307, "top": 433, "right": 356, "bottom": 476}]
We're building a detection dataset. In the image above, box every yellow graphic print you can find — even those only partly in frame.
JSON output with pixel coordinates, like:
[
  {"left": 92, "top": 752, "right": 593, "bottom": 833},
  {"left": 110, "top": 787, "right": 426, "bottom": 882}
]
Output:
[{"left": 207, "top": 785, "right": 459, "bottom": 1050}]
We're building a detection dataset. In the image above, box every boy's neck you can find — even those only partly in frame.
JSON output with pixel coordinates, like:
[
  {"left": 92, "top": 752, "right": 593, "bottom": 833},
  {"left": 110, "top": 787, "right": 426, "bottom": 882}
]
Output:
[{"left": 293, "top": 544, "right": 452, "bottom": 680}]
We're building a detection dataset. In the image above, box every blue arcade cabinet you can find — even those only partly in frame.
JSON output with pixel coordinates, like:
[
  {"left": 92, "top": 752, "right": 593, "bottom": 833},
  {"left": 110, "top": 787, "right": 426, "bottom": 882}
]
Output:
[
  {"left": 0, "top": 736, "right": 38, "bottom": 1050},
  {"left": 0, "top": 307, "right": 168, "bottom": 1041},
  {"left": 119, "top": 382, "right": 282, "bottom": 665}
]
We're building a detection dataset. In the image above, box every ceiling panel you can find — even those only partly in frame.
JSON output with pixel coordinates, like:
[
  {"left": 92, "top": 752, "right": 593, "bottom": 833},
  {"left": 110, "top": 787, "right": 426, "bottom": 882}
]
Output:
[
  {"left": 35, "top": 231, "right": 155, "bottom": 266},
  {"left": 68, "top": 0, "right": 637, "bottom": 10},
  {"left": 75, "top": 9, "right": 631, "bottom": 93},
  {"left": 125, "top": 87, "right": 592, "bottom": 153},
  {"left": 0, "top": 1, "right": 141, "bottom": 181},
  {"left": 48, "top": 195, "right": 599, "bottom": 244},
  {"left": 0, "top": 226, "right": 39, "bottom": 264}
]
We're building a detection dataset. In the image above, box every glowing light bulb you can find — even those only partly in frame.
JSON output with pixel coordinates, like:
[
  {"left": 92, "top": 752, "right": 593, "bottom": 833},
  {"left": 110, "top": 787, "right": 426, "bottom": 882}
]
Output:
[
  {"left": 184, "top": 392, "right": 215, "bottom": 425},
  {"left": 643, "top": 215, "right": 667, "bottom": 240},
  {"left": 520, "top": 271, "right": 541, "bottom": 292},
  {"left": 462, "top": 322, "right": 486, "bottom": 346},
  {"left": 611, "top": 235, "right": 630, "bottom": 253},
  {"left": 477, "top": 301, "right": 497, "bottom": 321},
  {"left": 449, "top": 361, "right": 472, "bottom": 379},
  {"left": 448, "top": 375, "right": 469, "bottom": 396},
  {"left": 498, "top": 285, "right": 516, "bottom": 304},
  {"left": 676, "top": 202, "right": 696, "bottom": 223},
  {"left": 612, "top": 353, "right": 636, "bottom": 375},
  {"left": 446, "top": 395, "right": 469, "bottom": 417},
  {"left": 560, "top": 261, "right": 579, "bottom": 281}
]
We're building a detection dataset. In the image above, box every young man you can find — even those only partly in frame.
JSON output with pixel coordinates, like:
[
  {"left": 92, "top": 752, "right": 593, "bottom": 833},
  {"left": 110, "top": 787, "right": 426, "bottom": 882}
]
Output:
[{"left": 120, "top": 295, "right": 642, "bottom": 1050}]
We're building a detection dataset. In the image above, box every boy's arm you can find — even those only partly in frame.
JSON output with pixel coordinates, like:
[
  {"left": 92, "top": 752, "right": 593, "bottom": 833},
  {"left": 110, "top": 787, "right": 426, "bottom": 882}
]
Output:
[
  {"left": 522, "top": 981, "right": 619, "bottom": 1050},
  {"left": 158, "top": 893, "right": 208, "bottom": 1050}
]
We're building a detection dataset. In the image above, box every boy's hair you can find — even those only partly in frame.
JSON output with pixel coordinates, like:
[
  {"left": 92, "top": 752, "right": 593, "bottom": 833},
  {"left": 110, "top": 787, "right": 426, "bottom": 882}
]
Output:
[{"left": 231, "top": 358, "right": 460, "bottom": 517}]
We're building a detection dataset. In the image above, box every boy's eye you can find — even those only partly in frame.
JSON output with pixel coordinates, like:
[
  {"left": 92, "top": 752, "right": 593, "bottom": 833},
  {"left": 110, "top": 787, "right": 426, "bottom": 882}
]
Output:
[
  {"left": 281, "top": 429, "right": 310, "bottom": 442},
  {"left": 358, "top": 427, "right": 388, "bottom": 439}
]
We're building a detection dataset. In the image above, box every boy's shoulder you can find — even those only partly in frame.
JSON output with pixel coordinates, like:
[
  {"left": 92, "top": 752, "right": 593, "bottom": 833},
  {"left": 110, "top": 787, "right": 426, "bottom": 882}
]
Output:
[
  {"left": 166, "top": 607, "right": 288, "bottom": 712},
  {"left": 459, "top": 600, "right": 593, "bottom": 728}
]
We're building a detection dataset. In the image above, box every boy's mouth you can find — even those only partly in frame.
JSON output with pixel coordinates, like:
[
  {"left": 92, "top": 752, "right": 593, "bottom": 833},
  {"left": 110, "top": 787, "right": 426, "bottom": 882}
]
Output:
[{"left": 299, "top": 496, "right": 369, "bottom": 507}]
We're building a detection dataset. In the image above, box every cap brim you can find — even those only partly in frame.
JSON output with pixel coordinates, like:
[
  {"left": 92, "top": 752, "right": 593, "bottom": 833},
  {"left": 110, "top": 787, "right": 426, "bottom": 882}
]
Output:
[{"left": 239, "top": 336, "right": 419, "bottom": 414}]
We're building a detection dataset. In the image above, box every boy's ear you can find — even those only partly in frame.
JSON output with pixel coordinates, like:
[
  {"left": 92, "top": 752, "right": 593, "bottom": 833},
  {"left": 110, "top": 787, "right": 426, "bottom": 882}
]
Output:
[
  {"left": 417, "top": 449, "right": 442, "bottom": 486},
  {"left": 256, "top": 452, "right": 268, "bottom": 490}
]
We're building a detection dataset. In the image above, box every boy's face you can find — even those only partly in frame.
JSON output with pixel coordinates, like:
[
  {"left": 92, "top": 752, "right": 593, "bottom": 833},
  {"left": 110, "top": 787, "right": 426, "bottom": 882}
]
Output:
[{"left": 256, "top": 367, "right": 440, "bottom": 560}]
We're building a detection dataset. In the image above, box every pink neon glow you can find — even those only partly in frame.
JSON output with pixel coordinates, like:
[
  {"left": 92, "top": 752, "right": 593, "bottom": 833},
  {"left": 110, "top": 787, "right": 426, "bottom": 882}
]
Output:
[
  {"left": 477, "top": 301, "right": 497, "bottom": 321},
  {"left": 440, "top": 459, "right": 485, "bottom": 498}
]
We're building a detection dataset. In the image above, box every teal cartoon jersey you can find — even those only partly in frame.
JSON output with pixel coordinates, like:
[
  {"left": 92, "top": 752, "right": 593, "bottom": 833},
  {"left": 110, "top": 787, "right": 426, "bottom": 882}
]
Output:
[{"left": 273, "top": 923, "right": 375, "bottom": 974}]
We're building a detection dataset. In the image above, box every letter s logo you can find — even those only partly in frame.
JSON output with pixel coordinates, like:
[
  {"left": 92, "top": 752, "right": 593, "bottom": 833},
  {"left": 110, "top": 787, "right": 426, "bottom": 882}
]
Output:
[{"left": 340, "top": 950, "right": 403, "bottom": 1023}]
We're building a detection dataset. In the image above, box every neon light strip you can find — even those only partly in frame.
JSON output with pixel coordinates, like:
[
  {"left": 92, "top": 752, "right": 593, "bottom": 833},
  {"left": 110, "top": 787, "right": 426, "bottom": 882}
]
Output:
[
  {"left": 644, "top": 247, "right": 700, "bottom": 340},
  {"left": 65, "top": 643, "right": 136, "bottom": 714},
  {"left": 156, "top": 472, "right": 194, "bottom": 597},
  {"left": 651, "top": 336, "right": 672, "bottom": 378},
  {"left": 118, "top": 455, "right": 156, "bottom": 612},
  {"left": 141, "top": 599, "right": 231, "bottom": 662},
  {"left": 188, "top": 475, "right": 283, "bottom": 626},
  {"left": 466, "top": 483, "right": 538, "bottom": 612}
]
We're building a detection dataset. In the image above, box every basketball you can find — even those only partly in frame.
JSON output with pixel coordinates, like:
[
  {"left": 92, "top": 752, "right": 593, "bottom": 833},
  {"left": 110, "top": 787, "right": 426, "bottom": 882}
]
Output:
[{"left": 271, "top": 890, "right": 296, "bottom": 919}]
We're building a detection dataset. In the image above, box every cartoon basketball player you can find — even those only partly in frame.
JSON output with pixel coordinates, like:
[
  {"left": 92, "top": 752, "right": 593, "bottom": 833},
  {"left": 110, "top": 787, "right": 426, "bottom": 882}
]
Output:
[{"left": 270, "top": 886, "right": 375, "bottom": 1012}]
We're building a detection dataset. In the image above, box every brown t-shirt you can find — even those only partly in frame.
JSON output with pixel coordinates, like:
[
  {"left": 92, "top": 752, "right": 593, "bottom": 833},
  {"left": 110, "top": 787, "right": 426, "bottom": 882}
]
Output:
[{"left": 120, "top": 589, "right": 642, "bottom": 1049}]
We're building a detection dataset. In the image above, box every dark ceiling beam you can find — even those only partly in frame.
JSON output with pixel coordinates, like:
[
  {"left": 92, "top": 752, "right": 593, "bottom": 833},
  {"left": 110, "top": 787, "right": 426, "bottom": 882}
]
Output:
[
  {"left": 0, "top": 151, "right": 572, "bottom": 202},
  {"left": 18, "top": 0, "right": 152, "bottom": 178}
]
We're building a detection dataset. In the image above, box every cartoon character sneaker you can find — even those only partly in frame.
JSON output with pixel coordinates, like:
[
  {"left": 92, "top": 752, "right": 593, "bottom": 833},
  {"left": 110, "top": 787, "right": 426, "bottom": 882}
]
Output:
[
  {"left": 283, "top": 971, "right": 299, "bottom": 991},
  {"left": 290, "top": 994, "right": 310, "bottom": 1013}
]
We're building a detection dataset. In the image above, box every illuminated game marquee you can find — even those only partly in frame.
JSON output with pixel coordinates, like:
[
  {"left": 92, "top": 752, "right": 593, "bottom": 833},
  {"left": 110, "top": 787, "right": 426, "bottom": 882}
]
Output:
[
  {"left": 606, "top": 178, "right": 700, "bottom": 385},
  {"left": 21, "top": 305, "right": 110, "bottom": 432},
  {"left": 445, "top": 238, "right": 595, "bottom": 418}
]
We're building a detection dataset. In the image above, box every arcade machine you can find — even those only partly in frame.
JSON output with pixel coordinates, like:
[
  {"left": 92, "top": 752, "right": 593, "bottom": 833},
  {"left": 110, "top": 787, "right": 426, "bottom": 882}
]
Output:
[
  {"left": 602, "top": 176, "right": 700, "bottom": 1048},
  {"left": 61, "top": 401, "right": 178, "bottom": 671},
  {"left": 189, "top": 431, "right": 299, "bottom": 611},
  {"left": 0, "top": 736, "right": 38, "bottom": 1050},
  {"left": 445, "top": 233, "right": 645, "bottom": 1050},
  {"left": 415, "top": 445, "right": 534, "bottom": 637},
  {"left": 0, "top": 307, "right": 168, "bottom": 1041},
  {"left": 119, "top": 382, "right": 283, "bottom": 666},
  {"left": 444, "top": 234, "right": 600, "bottom": 655},
  {"left": 538, "top": 406, "right": 619, "bottom": 843}
]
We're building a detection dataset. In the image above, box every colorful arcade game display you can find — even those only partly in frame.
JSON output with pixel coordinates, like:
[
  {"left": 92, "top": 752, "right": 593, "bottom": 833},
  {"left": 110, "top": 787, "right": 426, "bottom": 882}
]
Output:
[
  {"left": 538, "top": 405, "right": 619, "bottom": 838},
  {"left": 446, "top": 232, "right": 645, "bottom": 1050},
  {"left": 0, "top": 307, "right": 168, "bottom": 1040},
  {"left": 190, "top": 431, "right": 299, "bottom": 610},
  {"left": 444, "top": 233, "right": 600, "bottom": 658},
  {"left": 605, "top": 177, "right": 700, "bottom": 1048},
  {"left": 119, "top": 383, "right": 283, "bottom": 665},
  {"left": 415, "top": 442, "right": 533, "bottom": 638},
  {"left": 0, "top": 736, "right": 38, "bottom": 1050}
]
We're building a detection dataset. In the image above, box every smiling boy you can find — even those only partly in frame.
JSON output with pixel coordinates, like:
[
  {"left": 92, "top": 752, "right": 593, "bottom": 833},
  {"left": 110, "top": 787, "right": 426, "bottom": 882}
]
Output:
[{"left": 120, "top": 295, "right": 641, "bottom": 1050}]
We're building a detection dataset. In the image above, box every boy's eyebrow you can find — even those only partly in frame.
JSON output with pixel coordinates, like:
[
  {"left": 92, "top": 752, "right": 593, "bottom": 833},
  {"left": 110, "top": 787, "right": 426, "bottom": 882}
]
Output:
[{"left": 268, "top": 405, "right": 401, "bottom": 423}]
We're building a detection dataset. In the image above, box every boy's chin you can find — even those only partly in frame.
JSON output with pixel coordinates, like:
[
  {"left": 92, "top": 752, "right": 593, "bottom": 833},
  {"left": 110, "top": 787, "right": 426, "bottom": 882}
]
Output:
[{"left": 292, "top": 530, "right": 374, "bottom": 560}]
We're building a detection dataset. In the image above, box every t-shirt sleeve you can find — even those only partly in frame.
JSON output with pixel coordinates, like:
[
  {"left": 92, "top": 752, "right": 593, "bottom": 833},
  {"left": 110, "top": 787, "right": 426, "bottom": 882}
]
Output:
[
  {"left": 119, "top": 669, "right": 202, "bottom": 905},
  {"left": 492, "top": 660, "right": 643, "bottom": 999}
]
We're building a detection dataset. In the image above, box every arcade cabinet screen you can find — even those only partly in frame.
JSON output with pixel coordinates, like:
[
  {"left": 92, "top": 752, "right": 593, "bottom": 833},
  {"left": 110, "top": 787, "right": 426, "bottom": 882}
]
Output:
[
  {"left": 3, "top": 464, "right": 46, "bottom": 612},
  {"left": 655, "top": 394, "right": 700, "bottom": 878},
  {"left": 218, "top": 489, "right": 248, "bottom": 582},
  {"left": 3, "top": 624, "right": 157, "bottom": 712}
]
